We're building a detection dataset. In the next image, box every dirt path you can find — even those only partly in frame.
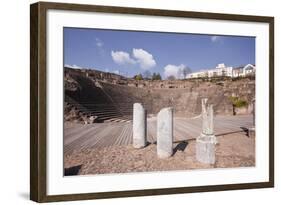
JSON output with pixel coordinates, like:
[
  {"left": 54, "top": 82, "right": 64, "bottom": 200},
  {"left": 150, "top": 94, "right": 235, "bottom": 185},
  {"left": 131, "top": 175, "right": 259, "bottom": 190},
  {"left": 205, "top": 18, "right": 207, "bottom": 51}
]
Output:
[
  {"left": 64, "top": 132, "right": 255, "bottom": 176},
  {"left": 64, "top": 115, "right": 253, "bottom": 155}
]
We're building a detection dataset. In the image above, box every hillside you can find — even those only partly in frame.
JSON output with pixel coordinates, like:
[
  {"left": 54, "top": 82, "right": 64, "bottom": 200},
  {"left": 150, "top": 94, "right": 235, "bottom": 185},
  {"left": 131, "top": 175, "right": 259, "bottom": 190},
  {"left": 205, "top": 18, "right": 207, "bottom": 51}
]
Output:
[{"left": 64, "top": 67, "right": 255, "bottom": 123}]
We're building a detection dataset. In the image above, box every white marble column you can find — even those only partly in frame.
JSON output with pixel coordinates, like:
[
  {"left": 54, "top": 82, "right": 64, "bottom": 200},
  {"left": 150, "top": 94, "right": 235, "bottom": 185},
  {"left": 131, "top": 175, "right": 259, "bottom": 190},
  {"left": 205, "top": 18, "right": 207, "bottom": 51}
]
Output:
[
  {"left": 133, "top": 103, "right": 147, "bottom": 148},
  {"left": 201, "top": 98, "right": 208, "bottom": 133},
  {"left": 157, "top": 107, "right": 173, "bottom": 158},
  {"left": 249, "top": 98, "right": 256, "bottom": 137},
  {"left": 252, "top": 98, "right": 255, "bottom": 126},
  {"left": 202, "top": 98, "right": 214, "bottom": 135},
  {"left": 196, "top": 99, "right": 217, "bottom": 164}
]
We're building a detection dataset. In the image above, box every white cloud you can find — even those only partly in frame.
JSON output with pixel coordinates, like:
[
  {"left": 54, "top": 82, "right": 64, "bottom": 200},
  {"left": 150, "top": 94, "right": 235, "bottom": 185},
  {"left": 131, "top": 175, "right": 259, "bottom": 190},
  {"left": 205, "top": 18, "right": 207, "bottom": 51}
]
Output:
[
  {"left": 211, "top": 36, "right": 220, "bottom": 42},
  {"left": 164, "top": 64, "right": 187, "bottom": 79},
  {"left": 111, "top": 48, "right": 156, "bottom": 70},
  {"left": 64, "top": 64, "right": 82, "bottom": 69},
  {"left": 95, "top": 38, "right": 104, "bottom": 47},
  {"left": 111, "top": 51, "right": 136, "bottom": 65},
  {"left": 132, "top": 48, "right": 156, "bottom": 70},
  {"left": 113, "top": 70, "right": 120, "bottom": 74}
]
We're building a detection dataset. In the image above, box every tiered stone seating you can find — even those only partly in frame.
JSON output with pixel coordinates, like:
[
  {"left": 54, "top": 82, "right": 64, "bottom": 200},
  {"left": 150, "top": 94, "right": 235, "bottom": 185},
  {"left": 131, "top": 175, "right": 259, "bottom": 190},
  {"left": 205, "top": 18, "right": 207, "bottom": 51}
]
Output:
[
  {"left": 98, "top": 82, "right": 153, "bottom": 120},
  {"left": 65, "top": 74, "right": 132, "bottom": 122}
]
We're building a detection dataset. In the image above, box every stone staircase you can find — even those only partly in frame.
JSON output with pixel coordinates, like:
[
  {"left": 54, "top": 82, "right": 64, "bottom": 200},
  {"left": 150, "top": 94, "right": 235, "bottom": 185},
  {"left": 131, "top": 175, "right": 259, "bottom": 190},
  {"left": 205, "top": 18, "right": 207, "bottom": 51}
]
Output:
[{"left": 65, "top": 75, "right": 132, "bottom": 123}]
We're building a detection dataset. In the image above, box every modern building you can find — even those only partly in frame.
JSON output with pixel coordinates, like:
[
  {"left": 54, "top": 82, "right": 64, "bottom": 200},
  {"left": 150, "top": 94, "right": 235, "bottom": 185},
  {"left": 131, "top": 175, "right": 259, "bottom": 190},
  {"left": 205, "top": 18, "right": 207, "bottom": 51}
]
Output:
[
  {"left": 232, "top": 64, "right": 256, "bottom": 78},
  {"left": 186, "top": 63, "right": 255, "bottom": 79},
  {"left": 243, "top": 64, "right": 256, "bottom": 76},
  {"left": 232, "top": 66, "right": 243, "bottom": 78},
  {"left": 186, "top": 70, "right": 207, "bottom": 79}
]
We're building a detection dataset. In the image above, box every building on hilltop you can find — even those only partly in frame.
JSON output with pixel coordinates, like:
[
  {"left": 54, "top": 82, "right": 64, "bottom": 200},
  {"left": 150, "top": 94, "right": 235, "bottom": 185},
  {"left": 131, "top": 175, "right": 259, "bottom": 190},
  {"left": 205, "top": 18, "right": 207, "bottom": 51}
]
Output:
[
  {"left": 243, "top": 64, "right": 256, "bottom": 76},
  {"left": 186, "top": 63, "right": 233, "bottom": 78},
  {"left": 232, "top": 66, "right": 244, "bottom": 78},
  {"left": 186, "top": 63, "right": 255, "bottom": 79},
  {"left": 232, "top": 64, "right": 256, "bottom": 78}
]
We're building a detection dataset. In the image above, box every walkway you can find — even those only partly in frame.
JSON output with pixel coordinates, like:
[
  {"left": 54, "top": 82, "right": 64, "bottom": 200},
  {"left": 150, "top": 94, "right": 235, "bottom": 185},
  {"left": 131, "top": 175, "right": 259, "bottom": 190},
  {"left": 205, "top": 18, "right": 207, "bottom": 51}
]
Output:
[{"left": 64, "top": 115, "right": 252, "bottom": 155}]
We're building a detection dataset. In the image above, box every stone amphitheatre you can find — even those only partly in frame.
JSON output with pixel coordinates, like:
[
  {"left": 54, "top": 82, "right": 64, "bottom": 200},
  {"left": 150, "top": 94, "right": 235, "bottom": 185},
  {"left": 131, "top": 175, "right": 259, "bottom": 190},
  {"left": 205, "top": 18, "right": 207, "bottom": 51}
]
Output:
[{"left": 64, "top": 67, "right": 255, "bottom": 176}]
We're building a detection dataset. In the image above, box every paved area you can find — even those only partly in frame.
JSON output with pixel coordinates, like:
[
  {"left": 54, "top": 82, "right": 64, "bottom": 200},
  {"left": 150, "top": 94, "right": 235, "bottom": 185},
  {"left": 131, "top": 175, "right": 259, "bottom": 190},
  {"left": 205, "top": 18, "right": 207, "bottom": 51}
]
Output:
[{"left": 64, "top": 115, "right": 252, "bottom": 155}]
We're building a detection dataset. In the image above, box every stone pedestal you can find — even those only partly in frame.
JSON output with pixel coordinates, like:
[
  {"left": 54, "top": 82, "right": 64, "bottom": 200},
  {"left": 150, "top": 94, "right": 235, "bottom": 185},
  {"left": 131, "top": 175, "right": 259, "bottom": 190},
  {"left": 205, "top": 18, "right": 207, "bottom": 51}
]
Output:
[
  {"left": 133, "top": 103, "right": 147, "bottom": 148},
  {"left": 196, "top": 134, "right": 217, "bottom": 164},
  {"left": 157, "top": 107, "right": 173, "bottom": 158}
]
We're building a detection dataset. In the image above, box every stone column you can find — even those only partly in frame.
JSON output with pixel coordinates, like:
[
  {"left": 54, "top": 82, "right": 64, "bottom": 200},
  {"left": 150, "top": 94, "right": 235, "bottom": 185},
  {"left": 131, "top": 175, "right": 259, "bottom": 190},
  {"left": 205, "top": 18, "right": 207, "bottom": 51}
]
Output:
[
  {"left": 157, "top": 107, "right": 173, "bottom": 158},
  {"left": 252, "top": 98, "right": 255, "bottom": 126},
  {"left": 249, "top": 98, "right": 255, "bottom": 137},
  {"left": 205, "top": 104, "right": 214, "bottom": 135},
  {"left": 201, "top": 98, "right": 208, "bottom": 133},
  {"left": 133, "top": 103, "right": 147, "bottom": 148},
  {"left": 196, "top": 99, "right": 217, "bottom": 164}
]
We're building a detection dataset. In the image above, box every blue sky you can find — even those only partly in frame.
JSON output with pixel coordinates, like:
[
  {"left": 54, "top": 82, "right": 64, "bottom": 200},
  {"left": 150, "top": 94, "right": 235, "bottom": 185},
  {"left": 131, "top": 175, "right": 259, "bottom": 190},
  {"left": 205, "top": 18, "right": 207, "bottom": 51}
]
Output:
[{"left": 64, "top": 27, "right": 255, "bottom": 78}]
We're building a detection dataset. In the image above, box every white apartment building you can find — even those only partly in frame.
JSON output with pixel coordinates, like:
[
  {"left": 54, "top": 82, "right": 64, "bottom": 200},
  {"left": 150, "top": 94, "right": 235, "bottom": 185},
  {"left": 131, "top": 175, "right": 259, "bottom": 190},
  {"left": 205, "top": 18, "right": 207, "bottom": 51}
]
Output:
[
  {"left": 186, "top": 63, "right": 255, "bottom": 79},
  {"left": 232, "top": 64, "right": 256, "bottom": 77}
]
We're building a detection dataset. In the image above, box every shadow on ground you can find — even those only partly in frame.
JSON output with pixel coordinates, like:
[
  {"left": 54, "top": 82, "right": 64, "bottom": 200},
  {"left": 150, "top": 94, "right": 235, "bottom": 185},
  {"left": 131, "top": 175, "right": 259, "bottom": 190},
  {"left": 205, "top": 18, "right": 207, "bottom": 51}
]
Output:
[
  {"left": 173, "top": 141, "right": 188, "bottom": 155},
  {"left": 240, "top": 126, "right": 250, "bottom": 137},
  {"left": 216, "top": 130, "right": 245, "bottom": 137},
  {"left": 64, "top": 165, "right": 82, "bottom": 176}
]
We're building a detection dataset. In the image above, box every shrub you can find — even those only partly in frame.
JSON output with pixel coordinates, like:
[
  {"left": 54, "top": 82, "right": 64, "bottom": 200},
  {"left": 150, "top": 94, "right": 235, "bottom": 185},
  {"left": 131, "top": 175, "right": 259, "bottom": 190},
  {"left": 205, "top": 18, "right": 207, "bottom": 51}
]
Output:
[
  {"left": 134, "top": 74, "right": 143, "bottom": 80},
  {"left": 229, "top": 96, "right": 248, "bottom": 108},
  {"left": 235, "top": 99, "right": 248, "bottom": 107}
]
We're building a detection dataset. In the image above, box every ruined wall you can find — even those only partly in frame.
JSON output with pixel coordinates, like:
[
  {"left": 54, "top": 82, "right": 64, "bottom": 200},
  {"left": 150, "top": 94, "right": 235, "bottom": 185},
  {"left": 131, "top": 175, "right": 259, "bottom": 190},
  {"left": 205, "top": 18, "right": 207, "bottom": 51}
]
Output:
[
  {"left": 65, "top": 68, "right": 255, "bottom": 118},
  {"left": 99, "top": 80, "right": 255, "bottom": 117}
]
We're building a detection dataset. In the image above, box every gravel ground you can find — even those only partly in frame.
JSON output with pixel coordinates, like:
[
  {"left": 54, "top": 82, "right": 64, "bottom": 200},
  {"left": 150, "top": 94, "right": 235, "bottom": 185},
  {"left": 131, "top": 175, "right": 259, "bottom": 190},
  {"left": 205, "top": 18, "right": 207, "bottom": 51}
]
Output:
[{"left": 64, "top": 133, "right": 255, "bottom": 176}]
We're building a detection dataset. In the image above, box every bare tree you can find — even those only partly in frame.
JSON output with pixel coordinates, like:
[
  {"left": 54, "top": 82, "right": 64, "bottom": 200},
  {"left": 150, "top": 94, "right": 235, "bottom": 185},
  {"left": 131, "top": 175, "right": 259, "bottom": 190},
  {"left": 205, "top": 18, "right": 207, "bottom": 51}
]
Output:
[
  {"left": 181, "top": 66, "right": 192, "bottom": 78},
  {"left": 177, "top": 66, "right": 192, "bottom": 79}
]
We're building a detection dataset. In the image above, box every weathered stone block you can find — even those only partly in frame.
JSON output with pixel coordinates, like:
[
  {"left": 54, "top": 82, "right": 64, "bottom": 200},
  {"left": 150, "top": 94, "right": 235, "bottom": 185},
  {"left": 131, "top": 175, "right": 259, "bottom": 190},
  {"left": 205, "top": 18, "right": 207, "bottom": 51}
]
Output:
[
  {"left": 196, "top": 134, "right": 217, "bottom": 164},
  {"left": 133, "top": 103, "right": 147, "bottom": 148},
  {"left": 157, "top": 107, "right": 173, "bottom": 158}
]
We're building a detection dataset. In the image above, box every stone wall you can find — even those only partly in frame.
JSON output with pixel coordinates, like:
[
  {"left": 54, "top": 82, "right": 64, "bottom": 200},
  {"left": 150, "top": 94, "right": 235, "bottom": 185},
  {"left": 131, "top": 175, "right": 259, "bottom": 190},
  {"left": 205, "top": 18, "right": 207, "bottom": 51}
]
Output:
[
  {"left": 65, "top": 67, "right": 255, "bottom": 117},
  {"left": 99, "top": 80, "right": 254, "bottom": 117}
]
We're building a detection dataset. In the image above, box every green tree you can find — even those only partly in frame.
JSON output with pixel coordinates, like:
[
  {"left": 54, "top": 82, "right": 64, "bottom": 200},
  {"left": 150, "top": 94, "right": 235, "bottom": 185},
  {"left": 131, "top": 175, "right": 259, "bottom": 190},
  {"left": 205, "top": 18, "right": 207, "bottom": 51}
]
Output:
[
  {"left": 156, "top": 73, "right": 162, "bottom": 80},
  {"left": 152, "top": 72, "right": 162, "bottom": 80},
  {"left": 134, "top": 74, "right": 143, "bottom": 80},
  {"left": 229, "top": 96, "right": 248, "bottom": 115}
]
